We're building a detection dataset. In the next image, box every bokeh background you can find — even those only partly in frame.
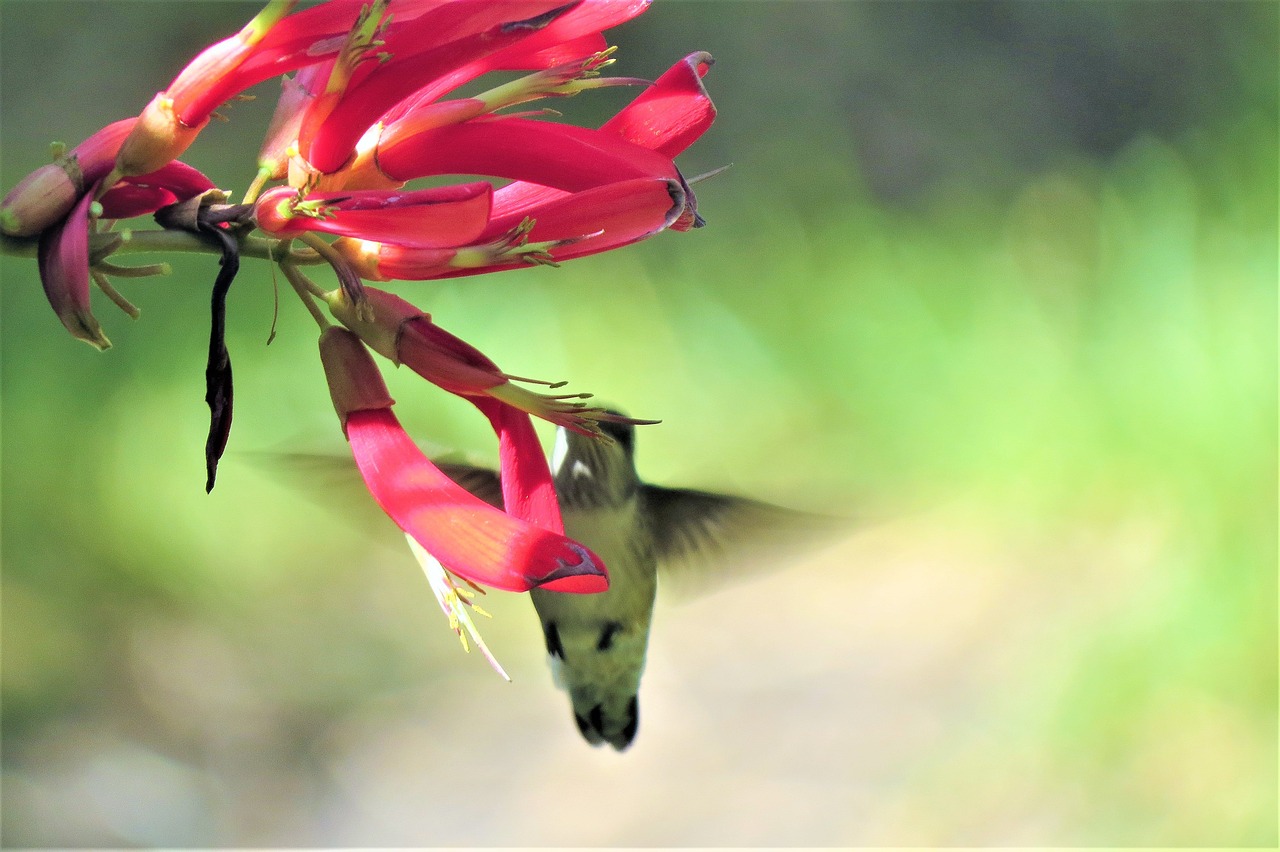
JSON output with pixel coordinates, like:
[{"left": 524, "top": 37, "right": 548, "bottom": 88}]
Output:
[{"left": 1, "top": 0, "right": 1275, "bottom": 846}]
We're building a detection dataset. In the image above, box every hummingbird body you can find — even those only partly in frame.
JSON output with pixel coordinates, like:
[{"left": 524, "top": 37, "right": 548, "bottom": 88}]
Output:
[
  {"left": 437, "top": 412, "right": 844, "bottom": 751},
  {"left": 531, "top": 424, "right": 656, "bottom": 750}
]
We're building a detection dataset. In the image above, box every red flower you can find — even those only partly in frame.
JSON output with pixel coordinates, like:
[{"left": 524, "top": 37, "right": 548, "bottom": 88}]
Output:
[
  {"left": 294, "top": 48, "right": 715, "bottom": 279},
  {"left": 254, "top": 182, "right": 493, "bottom": 247},
  {"left": 112, "top": 0, "right": 395, "bottom": 178},
  {"left": 323, "top": 285, "right": 634, "bottom": 441},
  {"left": 296, "top": 0, "right": 653, "bottom": 175},
  {"left": 319, "top": 326, "right": 608, "bottom": 594},
  {"left": 332, "top": 177, "right": 686, "bottom": 280}
]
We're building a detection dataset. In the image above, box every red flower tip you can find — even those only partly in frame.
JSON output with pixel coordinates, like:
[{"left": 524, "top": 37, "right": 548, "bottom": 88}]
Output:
[{"left": 603, "top": 51, "right": 717, "bottom": 159}]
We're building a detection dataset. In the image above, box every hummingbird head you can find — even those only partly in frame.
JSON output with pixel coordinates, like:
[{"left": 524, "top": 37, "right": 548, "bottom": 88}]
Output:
[{"left": 551, "top": 409, "right": 640, "bottom": 510}]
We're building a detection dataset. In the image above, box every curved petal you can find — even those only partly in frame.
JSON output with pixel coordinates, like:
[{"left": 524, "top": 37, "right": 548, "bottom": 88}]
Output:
[
  {"left": 471, "top": 397, "right": 563, "bottom": 533},
  {"left": 99, "top": 160, "right": 217, "bottom": 220},
  {"left": 602, "top": 51, "right": 716, "bottom": 158},
  {"left": 37, "top": 184, "right": 109, "bottom": 349},
  {"left": 468, "top": 397, "right": 602, "bottom": 594},
  {"left": 346, "top": 407, "right": 608, "bottom": 593}
]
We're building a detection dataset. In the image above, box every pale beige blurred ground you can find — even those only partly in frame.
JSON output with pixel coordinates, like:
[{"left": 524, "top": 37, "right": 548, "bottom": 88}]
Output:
[{"left": 8, "top": 492, "right": 1263, "bottom": 846}]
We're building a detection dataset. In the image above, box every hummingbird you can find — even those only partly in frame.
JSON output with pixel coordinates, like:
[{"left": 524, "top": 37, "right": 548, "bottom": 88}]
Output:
[{"left": 442, "top": 412, "right": 843, "bottom": 751}]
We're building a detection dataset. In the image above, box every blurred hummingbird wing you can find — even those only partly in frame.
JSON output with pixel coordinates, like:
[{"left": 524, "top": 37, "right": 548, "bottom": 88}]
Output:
[
  {"left": 642, "top": 485, "right": 851, "bottom": 591},
  {"left": 434, "top": 462, "right": 504, "bottom": 509}
]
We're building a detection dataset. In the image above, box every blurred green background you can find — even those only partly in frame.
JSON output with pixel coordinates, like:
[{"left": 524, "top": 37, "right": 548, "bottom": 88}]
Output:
[{"left": 1, "top": 0, "right": 1275, "bottom": 845}]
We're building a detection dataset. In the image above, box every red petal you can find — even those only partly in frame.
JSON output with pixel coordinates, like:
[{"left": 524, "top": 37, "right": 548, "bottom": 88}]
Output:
[
  {"left": 602, "top": 51, "right": 716, "bottom": 158},
  {"left": 472, "top": 397, "right": 563, "bottom": 533},
  {"left": 37, "top": 184, "right": 108, "bottom": 348},
  {"left": 100, "top": 160, "right": 216, "bottom": 219},
  {"left": 347, "top": 407, "right": 608, "bottom": 593},
  {"left": 377, "top": 117, "right": 679, "bottom": 189},
  {"left": 302, "top": 0, "right": 575, "bottom": 173},
  {"left": 469, "top": 397, "right": 600, "bottom": 593},
  {"left": 176, "top": 0, "right": 379, "bottom": 124},
  {"left": 256, "top": 182, "right": 493, "bottom": 247}
]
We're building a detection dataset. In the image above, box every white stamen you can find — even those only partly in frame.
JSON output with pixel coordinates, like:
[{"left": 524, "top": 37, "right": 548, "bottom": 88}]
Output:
[{"left": 405, "top": 534, "right": 510, "bottom": 681}]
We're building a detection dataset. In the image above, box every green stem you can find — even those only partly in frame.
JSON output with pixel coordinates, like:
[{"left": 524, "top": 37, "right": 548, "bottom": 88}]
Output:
[
  {"left": 92, "top": 271, "right": 141, "bottom": 319},
  {"left": 279, "top": 262, "right": 330, "bottom": 330},
  {"left": 95, "top": 260, "right": 171, "bottom": 278},
  {"left": 297, "top": 231, "right": 348, "bottom": 268},
  {"left": 243, "top": 166, "right": 273, "bottom": 206},
  {"left": 244, "top": 0, "right": 298, "bottom": 44}
]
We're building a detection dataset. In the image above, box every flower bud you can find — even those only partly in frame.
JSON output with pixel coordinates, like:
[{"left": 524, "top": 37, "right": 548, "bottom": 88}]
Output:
[
  {"left": 318, "top": 326, "right": 394, "bottom": 429},
  {"left": 0, "top": 120, "right": 135, "bottom": 237}
]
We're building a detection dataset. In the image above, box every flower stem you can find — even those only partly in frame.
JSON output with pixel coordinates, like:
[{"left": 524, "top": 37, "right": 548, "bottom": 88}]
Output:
[
  {"left": 279, "top": 262, "right": 330, "bottom": 330},
  {"left": 95, "top": 260, "right": 171, "bottom": 278},
  {"left": 242, "top": 166, "right": 273, "bottom": 206},
  {"left": 92, "top": 272, "right": 141, "bottom": 319}
]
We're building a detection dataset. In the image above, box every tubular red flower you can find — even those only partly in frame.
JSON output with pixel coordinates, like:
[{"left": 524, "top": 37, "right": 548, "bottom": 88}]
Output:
[
  {"left": 486, "top": 176, "right": 683, "bottom": 250},
  {"left": 470, "top": 396, "right": 563, "bottom": 532},
  {"left": 375, "top": 116, "right": 680, "bottom": 189},
  {"left": 374, "top": 0, "right": 649, "bottom": 127},
  {"left": 468, "top": 396, "right": 611, "bottom": 594},
  {"left": 300, "top": 0, "right": 580, "bottom": 173},
  {"left": 113, "top": 0, "right": 392, "bottom": 177},
  {"left": 332, "top": 175, "right": 680, "bottom": 278},
  {"left": 165, "top": 0, "right": 378, "bottom": 127},
  {"left": 451, "top": 51, "right": 715, "bottom": 227},
  {"left": 334, "top": 176, "right": 684, "bottom": 280},
  {"left": 345, "top": 406, "right": 608, "bottom": 593},
  {"left": 319, "top": 325, "right": 607, "bottom": 593},
  {"left": 254, "top": 182, "right": 492, "bottom": 247}
]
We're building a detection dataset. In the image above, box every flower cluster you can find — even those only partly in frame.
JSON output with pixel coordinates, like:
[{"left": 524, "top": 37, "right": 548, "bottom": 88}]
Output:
[{"left": 0, "top": 0, "right": 715, "bottom": 669}]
